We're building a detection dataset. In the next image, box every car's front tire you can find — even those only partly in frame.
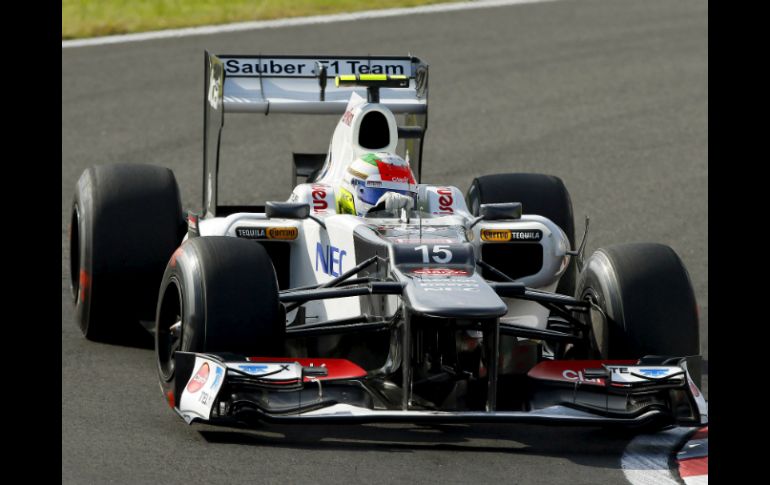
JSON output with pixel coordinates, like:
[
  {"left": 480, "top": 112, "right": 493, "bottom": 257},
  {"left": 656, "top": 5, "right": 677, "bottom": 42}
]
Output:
[
  {"left": 576, "top": 243, "right": 701, "bottom": 385},
  {"left": 155, "top": 236, "right": 285, "bottom": 401}
]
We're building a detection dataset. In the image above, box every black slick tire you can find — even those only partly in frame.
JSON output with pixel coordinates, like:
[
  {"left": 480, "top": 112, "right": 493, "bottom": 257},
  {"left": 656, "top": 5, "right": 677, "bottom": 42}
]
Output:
[
  {"left": 155, "top": 236, "right": 285, "bottom": 399},
  {"left": 69, "top": 164, "right": 185, "bottom": 344},
  {"left": 576, "top": 243, "right": 701, "bottom": 385}
]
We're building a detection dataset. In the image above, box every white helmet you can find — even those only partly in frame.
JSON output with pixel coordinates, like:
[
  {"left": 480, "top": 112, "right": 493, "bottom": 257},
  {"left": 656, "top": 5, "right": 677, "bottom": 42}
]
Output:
[{"left": 338, "top": 152, "right": 418, "bottom": 216}]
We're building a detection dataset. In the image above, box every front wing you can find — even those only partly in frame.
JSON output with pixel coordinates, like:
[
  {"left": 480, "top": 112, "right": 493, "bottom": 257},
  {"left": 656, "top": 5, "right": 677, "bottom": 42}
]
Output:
[{"left": 168, "top": 352, "right": 708, "bottom": 428}]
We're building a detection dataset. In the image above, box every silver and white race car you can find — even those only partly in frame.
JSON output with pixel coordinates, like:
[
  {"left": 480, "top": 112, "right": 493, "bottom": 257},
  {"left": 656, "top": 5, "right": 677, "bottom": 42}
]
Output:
[{"left": 69, "top": 53, "right": 707, "bottom": 429}]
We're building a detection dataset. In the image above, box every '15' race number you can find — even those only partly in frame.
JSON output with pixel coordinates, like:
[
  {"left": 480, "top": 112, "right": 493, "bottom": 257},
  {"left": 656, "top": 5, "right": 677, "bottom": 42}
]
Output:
[{"left": 414, "top": 245, "right": 453, "bottom": 264}]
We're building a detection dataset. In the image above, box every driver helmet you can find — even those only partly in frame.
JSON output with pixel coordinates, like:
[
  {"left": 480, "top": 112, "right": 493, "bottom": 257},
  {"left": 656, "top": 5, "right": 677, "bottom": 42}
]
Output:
[{"left": 338, "top": 152, "right": 418, "bottom": 216}]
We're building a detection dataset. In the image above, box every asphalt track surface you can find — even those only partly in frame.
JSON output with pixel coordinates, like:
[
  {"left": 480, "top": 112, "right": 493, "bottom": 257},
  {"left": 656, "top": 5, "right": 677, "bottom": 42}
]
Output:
[{"left": 62, "top": 0, "right": 708, "bottom": 483}]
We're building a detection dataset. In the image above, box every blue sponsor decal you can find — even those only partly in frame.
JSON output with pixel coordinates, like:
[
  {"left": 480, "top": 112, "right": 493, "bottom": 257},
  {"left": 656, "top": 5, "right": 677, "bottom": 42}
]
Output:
[
  {"left": 637, "top": 368, "right": 671, "bottom": 378},
  {"left": 315, "top": 242, "right": 347, "bottom": 277},
  {"left": 211, "top": 366, "right": 223, "bottom": 388},
  {"left": 237, "top": 364, "right": 269, "bottom": 375}
]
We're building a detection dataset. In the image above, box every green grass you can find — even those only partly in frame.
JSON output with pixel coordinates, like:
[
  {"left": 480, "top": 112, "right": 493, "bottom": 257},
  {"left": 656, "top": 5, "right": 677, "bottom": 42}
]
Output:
[{"left": 62, "top": 0, "right": 452, "bottom": 39}]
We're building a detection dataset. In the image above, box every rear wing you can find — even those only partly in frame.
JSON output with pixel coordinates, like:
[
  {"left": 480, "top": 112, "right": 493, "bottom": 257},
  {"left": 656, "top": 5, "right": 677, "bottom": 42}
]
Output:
[{"left": 203, "top": 52, "right": 429, "bottom": 217}]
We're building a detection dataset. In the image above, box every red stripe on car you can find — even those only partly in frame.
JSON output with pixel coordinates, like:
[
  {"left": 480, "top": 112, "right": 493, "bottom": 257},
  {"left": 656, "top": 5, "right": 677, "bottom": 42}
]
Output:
[
  {"left": 528, "top": 360, "right": 636, "bottom": 386},
  {"left": 246, "top": 357, "right": 367, "bottom": 381}
]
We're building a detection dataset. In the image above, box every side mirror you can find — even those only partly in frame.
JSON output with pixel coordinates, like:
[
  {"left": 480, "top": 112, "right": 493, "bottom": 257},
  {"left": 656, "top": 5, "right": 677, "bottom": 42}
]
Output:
[
  {"left": 266, "top": 201, "right": 310, "bottom": 219},
  {"left": 469, "top": 202, "right": 523, "bottom": 229},
  {"left": 479, "top": 202, "right": 522, "bottom": 220}
]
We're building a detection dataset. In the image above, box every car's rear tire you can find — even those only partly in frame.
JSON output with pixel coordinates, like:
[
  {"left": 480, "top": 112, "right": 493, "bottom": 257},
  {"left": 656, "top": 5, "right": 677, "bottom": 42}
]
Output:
[
  {"left": 155, "top": 236, "right": 285, "bottom": 398},
  {"left": 576, "top": 243, "right": 701, "bottom": 385},
  {"left": 70, "top": 163, "right": 185, "bottom": 344},
  {"left": 466, "top": 173, "right": 576, "bottom": 296}
]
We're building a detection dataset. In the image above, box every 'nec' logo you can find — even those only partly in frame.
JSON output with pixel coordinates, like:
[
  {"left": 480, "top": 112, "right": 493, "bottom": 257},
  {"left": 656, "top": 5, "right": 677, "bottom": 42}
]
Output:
[{"left": 315, "top": 243, "right": 347, "bottom": 277}]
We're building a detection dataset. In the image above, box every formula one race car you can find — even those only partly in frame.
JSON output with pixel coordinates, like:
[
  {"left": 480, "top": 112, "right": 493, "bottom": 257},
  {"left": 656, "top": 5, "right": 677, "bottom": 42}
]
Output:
[{"left": 68, "top": 53, "right": 707, "bottom": 429}]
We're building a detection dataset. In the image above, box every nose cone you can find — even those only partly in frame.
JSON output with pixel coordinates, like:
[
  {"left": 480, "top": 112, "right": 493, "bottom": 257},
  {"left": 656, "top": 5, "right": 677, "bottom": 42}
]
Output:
[{"left": 401, "top": 271, "right": 508, "bottom": 319}]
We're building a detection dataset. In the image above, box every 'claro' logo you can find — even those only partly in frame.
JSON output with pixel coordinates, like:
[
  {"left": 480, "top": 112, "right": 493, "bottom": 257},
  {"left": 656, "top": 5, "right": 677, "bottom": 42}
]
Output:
[
  {"left": 266, "top": 227, "right": 298, "bottom": 240},
  {"left": 186, "top": 363, "right": 210, "bottom": 393},
  {"left": 481, "top": 229, "right": 512, "bottom": 242}
]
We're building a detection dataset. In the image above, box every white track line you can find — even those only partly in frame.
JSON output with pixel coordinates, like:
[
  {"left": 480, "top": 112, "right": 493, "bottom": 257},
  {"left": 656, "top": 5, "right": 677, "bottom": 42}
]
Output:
[
  {"left": 62, "top": 0, "right": 563, "bottom": 48},
  {"left": 621, "top": 427, "right": 694, "bottom": 485},
  {"left": 682, "top": 475, "right": 707, "bottom": 485}
]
